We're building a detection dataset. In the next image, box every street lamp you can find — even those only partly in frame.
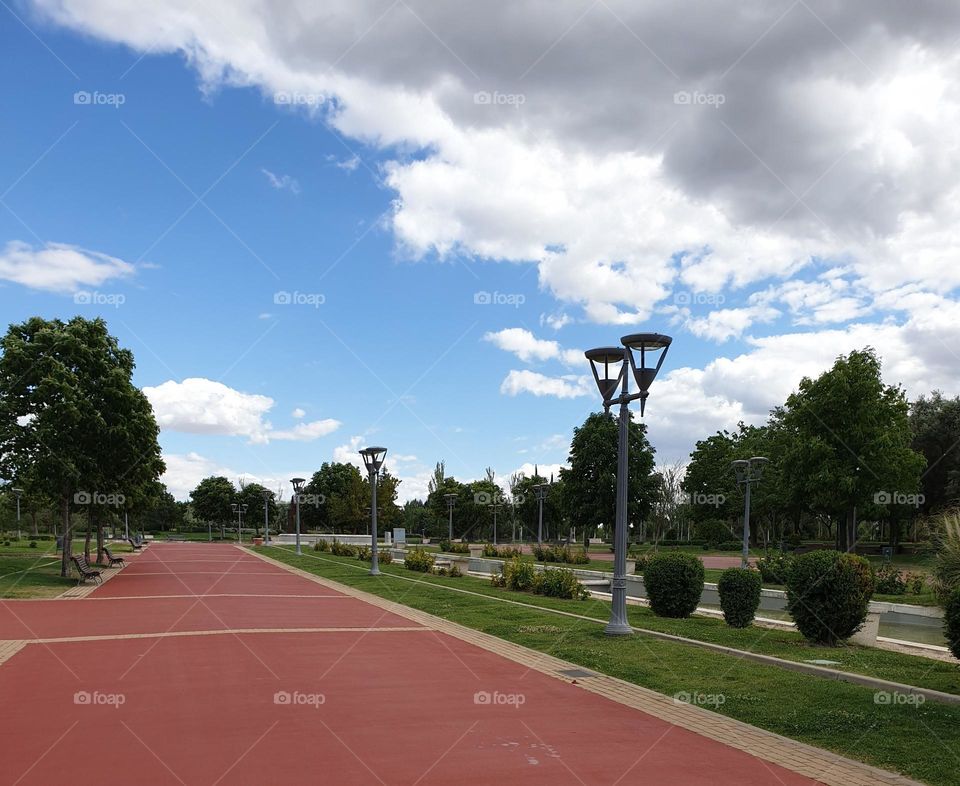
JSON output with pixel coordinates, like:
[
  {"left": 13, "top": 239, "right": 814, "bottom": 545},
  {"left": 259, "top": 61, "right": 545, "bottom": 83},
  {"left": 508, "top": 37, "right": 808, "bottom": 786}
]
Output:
[
  {"left": 585, "top": 332, "right": 672, "bottom": 636},
  {"left": 533, "top": 483, "right": 549, "bottom": 544},
  {"left": 731, "top": 457, "right": 769, "bottom": 569},
  {"left": 490, "top": 497, "right": 502, "bottom": 545},
  {"left": 444, "top": 493, "right": 457, "bottom": 541},
  {"left": 12, "top": 488, "right": 23, "bottom": 542},
  {"left": 360, "top": 446, "right": 388, "bottom": 576},
  {"left": 290, "top": 478, "right": 306, "bottom": 555},
  {"left": 261, "top": 489, "right": 272, "bottom": 544},
  {"left": 231, "top": 503, "right": 248, "bottom": 543}
]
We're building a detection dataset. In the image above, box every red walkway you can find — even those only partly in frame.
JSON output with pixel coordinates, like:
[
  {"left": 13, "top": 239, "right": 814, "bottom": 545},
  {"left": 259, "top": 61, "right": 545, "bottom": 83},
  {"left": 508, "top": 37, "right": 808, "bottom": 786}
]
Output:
[{"left": 0, "top": 544, "right": 817, "bottom": 785}]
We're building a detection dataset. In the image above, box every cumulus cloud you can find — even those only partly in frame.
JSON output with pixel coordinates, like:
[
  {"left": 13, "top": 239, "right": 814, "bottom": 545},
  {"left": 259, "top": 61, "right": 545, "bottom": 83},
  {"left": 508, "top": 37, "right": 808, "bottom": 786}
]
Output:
[
  {"left": 143, "top": 378, "right": 340, "bottom": 444},
  {"left": 483, "top": 327, "right": 581, "bottom": 365},
  {"left": 499, "top": 370, "right": 590, "bottom": 399},
  {"left": 27, "top": 0, "right": 960, "bottom": 326},
  {"left": 0, "top": 240, "right": 135, "bottom": 292}
]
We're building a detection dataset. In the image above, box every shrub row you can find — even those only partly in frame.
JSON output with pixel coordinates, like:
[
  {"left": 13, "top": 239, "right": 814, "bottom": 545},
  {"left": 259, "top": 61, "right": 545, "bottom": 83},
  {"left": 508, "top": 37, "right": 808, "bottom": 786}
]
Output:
[
  {"left": 404, "top": 548, "right": 435, "bottom": 573},
  {"left": 482, "top": 543, "right": 522, "bottom": 558},
  {"left": 437, "top": 539, "right": 469, "bottom": 554},
  {"left": 531, "top": 544, "right": 590, "bottom": 564},
  {"left": 491, "top": 557, "right": 588, "bottom": 600}
]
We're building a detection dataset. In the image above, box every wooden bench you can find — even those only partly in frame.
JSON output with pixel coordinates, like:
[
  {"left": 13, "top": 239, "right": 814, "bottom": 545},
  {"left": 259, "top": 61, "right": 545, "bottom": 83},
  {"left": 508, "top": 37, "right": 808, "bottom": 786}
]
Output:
[
  {"left": 127, "top": 537, "right": 143, "bottom": 551},
  {"left": 102, "top": 546, "right": 125, "bottom": 568},
  {"left": 71, "top": 555, "right": 102, "bottom": 585}
]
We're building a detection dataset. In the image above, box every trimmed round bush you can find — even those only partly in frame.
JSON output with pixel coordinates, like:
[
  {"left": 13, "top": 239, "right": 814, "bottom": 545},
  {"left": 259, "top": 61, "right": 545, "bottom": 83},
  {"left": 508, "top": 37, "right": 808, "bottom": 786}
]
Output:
[
  {"left": 717, "top": 568, "right": 762, "bottom": 627},
  {"left": 644, "top": 552, "right": 704, "bottom": 618},
  {"left": 945, "top": 587, "right": 960, "bottom": 660},
  {"left": 785, "top": 550, "right": 874, "bottom": 645}
]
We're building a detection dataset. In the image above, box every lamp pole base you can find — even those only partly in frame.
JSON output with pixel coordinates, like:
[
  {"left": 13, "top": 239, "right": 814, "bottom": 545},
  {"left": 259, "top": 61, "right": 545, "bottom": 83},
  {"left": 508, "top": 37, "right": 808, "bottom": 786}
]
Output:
[{"left": 604, "top": 621, "right": 633, "bottom": 636}]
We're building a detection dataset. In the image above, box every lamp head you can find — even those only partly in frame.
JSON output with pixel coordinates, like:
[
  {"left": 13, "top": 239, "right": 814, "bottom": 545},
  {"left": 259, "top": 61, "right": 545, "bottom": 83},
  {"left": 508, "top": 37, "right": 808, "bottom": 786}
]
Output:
[
  {"left": 621, "top": 333, "right": 672, "bottom": 414},
  {"left": 290, "top": 477, "right": 306, "bottom": 493},
  {"left": 585, "top": 346, "right": 626, "bottom": 404},
  {"left": 359, "top": 446, "right": 388, "bottom": 474}
]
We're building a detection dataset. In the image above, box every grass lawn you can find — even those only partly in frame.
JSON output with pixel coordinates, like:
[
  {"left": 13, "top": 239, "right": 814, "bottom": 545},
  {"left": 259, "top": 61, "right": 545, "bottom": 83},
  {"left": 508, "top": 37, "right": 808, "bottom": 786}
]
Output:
[
  {"left": 259, "top": 544, "right": 959, "bottom": 786},
  {"left": 0, "top": 540, "right": 135, "bottom": 598}
]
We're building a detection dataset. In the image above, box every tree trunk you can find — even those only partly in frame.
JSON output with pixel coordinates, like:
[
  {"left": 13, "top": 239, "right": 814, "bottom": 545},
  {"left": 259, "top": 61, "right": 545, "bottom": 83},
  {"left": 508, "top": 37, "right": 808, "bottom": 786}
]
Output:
[
  {"left": 84, "top": 516, "right": 93, "bottom": 563},
  {"left": 96, "top": 520, "right": 105, "bottom": 564},
  {"left": 59, "top": 496, "right": 72, "bottom": 578}
]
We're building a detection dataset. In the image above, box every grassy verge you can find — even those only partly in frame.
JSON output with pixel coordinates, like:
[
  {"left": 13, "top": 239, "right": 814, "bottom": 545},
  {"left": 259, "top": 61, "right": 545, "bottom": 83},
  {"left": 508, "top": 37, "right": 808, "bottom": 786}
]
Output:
[
  {"left": 260, "top": 545, "right": 959, "bottom": 786},
  {"left": 0, "top": 541, "right": 136, "bottom": 598}
]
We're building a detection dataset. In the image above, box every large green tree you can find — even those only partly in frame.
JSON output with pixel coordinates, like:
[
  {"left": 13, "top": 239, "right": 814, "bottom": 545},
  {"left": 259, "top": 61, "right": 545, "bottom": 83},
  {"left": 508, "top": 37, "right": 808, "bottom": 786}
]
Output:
[
  {"left": 189, "top": 476, "right": 236, "bottom": 537},
  {"left": 781, "top": 348, "right": 925, "bottom": 551},
  {"left": 0, "top": 317, "right": 164, "bottom": 576},
  {"left": 911, "top": 392, "right": 960, "bottom": 514},
  {"left": 560, "top": 411, "right": 657, "bottom": 541},
  {"left": 237, "top": 482, "right": 278, "bottom": 536}
]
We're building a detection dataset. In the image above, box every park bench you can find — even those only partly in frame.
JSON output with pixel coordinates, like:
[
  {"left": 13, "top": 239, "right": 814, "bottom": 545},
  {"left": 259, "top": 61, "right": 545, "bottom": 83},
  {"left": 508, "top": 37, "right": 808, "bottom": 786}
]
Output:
[
  {"left": 71, "top": 555, "right": 102, "bottom": 585},
  {"left": 128, "top": 537, "right": 143, "bottom": 551},
  {"left": 102, "top": 546, "right": 125, "bottom": 568}
]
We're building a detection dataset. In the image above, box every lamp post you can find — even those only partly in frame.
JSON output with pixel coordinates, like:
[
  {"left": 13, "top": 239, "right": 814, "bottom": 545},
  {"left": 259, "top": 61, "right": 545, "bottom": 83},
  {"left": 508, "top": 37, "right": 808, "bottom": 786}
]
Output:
[
  {"left": 533, "top": 483, "right": 549, "bottom": 544},
  {"left": 444, "top": 493, "right": 457, "bottom": 541},
  {"left": 360, "top": 446, "right": 388, "bottom": 576},
  {"left": 261, "top": 489, "right": 272, "bottom": 544},
  {"left": 586, "top": 333, "right": 672, "bottom": 636},
  {"left": 12, "top": 488, "right": 23, "bottom": 542},
  {"left": 731, "top": 457, "right": 769, "bottom": 569},
  {"left": 490, "top": 498, "right": 502, "bottom": 545},
  {"left": 231, "top": 503, "right": 248, "bottom": 543},
  {"left": 290, "top": 478, "right": 306, "bottom": 555}
]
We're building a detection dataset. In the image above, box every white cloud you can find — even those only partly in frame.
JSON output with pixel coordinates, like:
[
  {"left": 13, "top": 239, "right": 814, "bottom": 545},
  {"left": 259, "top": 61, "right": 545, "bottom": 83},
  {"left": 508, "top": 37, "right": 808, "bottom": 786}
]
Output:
[
  {"left": 499, "top": 370, "right": 590, "bottom": 399},
  {"left": 143, "top": 378, "right": 340, "bottom": 444},
  {"left": 291, "top": 407, "right": 306, "bottom": 419},
  {"left": 261, "top": 168, "right": 300, "bottom": 194},
  {"left": 0, "top": 240, "right": 135, "bottom": 293},
  {"left": 483, "top": 327, "right": 582, "bottom": 365},
  {"left": 678, "top": 304, "right": 780, "bottom": 343},
  {"left": 159, "top": 451, "right": 306, "bottom": 501}
]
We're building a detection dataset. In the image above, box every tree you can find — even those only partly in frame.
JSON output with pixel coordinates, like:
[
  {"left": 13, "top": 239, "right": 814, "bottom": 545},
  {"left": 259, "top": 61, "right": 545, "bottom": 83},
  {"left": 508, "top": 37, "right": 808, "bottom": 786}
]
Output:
[
  {"left": 237, "top": 482, "right": 277, "bottom": 536},
  {"left": 303, "top": 462, "right": 366, "bottom": 533},
  {"left": 560, "top": 411, "right": 657, "bottom": 542},
  {"left": 0, "top": 317, "right": 164, "bottom": 576},
  {"left": 911, "top": 392, "right": 960, "bottom": 514},
  {"left": 781, "top": 348, "right": 925, "bottom": 551},
  {"left": 190, "top": 476, "right": 236, "bottom": 537}
]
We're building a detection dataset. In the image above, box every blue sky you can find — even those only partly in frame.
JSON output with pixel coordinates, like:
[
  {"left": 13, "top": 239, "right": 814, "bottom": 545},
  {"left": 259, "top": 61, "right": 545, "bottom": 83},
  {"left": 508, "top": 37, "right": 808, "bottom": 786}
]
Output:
[{"left": 3, "top": 2, "right": 959, "bottom": 500}]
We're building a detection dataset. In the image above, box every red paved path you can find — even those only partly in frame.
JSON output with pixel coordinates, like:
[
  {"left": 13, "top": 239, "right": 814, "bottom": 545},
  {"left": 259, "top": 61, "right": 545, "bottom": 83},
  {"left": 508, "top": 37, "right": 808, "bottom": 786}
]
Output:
[{"left": 0, "top": 544, "right": 817, "bottom": 785}]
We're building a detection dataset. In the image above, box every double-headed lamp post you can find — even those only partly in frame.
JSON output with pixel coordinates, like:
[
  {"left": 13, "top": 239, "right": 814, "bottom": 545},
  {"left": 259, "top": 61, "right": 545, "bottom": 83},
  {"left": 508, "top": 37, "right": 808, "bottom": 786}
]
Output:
[
  {"left": 360, "top": 447, "right": 388, "bottom": 576},
  {"left": 444, "top": 493, "right": 457, "bottom": 541},
  {"left": 290, "top": 477, "right": 306, "bottom": 555},
  {"left": 586, "top": 333, "right": 672, "bottom": 636},
  {"left": 533, "top": 483, "right": 549, "bottom": 544},
  {"left": 12, "top": 487, "right": 23, "bottom": 542},
  {"left": 231, "top": 503, "right": 248, "bottom": 543},
  {"left": 731, "top": 457, "right": 769, "bottom": 569},
  {"left": 261, "top": 489, "right": 272, "bottom": 544}
]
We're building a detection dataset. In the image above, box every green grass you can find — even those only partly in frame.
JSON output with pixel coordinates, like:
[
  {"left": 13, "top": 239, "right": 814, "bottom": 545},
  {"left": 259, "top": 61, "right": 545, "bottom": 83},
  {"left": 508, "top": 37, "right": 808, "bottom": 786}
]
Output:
[
  {"left": 0, "top": 540, "right": 136, "bottom": 597},
  {"left": 259, "top": 544, "right": 960, "bottom": 786}
]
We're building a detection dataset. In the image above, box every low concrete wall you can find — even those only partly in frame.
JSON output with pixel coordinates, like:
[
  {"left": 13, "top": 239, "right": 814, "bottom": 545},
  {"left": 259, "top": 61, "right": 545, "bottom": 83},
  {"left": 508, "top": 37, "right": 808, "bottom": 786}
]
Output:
[{"left": 273, "top": 533, "right": 391, "bottom": 547}]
